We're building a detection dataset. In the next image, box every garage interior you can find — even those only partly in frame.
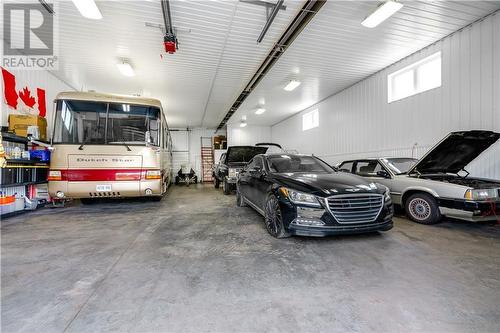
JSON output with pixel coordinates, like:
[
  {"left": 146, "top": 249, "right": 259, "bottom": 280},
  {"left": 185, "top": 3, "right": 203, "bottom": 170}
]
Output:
[{"left": 1, "top": 1, "right": 500, "bottom": 332}]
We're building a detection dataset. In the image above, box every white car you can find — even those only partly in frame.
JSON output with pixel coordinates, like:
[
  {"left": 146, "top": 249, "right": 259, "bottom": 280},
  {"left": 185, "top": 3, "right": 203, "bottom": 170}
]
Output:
[{"left": 338, "top": 131, "right": 500, "bottom": 225}]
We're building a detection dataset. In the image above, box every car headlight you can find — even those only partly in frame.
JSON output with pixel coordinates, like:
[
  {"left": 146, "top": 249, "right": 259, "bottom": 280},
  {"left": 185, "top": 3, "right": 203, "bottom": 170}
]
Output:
[
  {"left": 465, "top": 189, "right": 498, "bottom": 201},
  {"left": 228, "top": 168, "right": 238, "bottom": 178},
  {"left": 384, "top": 188, "right": 391, "bottom": 202},
  {"left": 376, "top": 184, "right": 391, "bottom": 202},
  {"left": 279, "top": 187, "right": 321, "bottom": 208}
]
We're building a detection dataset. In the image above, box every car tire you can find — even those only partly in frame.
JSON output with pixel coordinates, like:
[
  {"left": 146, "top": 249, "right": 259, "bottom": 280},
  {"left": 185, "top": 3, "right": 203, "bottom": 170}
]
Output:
[
  {"left": 264, "top": 195, "right": 291, "bottom": 238},
  {"left": 223, "top": 179, "right": 232, "bottom": 195},
  {"left": 236, "top": 188, "right": 247, "bottom": 207},
  {"left": 405, "top": 193, "right": 441, "bottom": 225},
  {"left": 214, "top": 178, "right": 220, "bottom": 189}
]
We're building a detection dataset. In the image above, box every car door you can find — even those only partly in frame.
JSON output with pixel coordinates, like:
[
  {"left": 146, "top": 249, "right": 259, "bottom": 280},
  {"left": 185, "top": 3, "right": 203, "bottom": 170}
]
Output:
[
  {"left": 353, "top": 159, "right": 393, "bottom": 188},
  {"left": 249, "top": 156, "right": 269, "bottom": 210},
  {"left": 238, "top": 157, "right": 256, "bottom": 201},
  {"left": 215, "top": 153, "right": 226, "bottom": 180}
]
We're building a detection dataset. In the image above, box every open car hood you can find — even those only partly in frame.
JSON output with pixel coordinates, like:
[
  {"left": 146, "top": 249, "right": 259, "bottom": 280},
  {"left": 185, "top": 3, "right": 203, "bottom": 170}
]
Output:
[
  {"left": 226, "top": 146, "right": 268, "bottom": 164},
  {"left": 409, "top": 130, "right": 500, "bottom": 175}
]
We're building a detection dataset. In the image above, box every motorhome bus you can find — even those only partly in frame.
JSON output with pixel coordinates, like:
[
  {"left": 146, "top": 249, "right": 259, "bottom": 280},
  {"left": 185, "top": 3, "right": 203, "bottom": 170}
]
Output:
[{"left": 48, "top": 92, "right": 172, "bottom": 203}]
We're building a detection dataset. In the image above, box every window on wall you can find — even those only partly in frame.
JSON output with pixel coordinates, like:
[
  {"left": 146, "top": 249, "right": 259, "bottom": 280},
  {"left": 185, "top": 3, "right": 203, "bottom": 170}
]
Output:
[
  {"left": 302, "top": 109, "right": 319, "bottom": 131},
  {"left": 388, "top": 51, "right": 441, "bottom": 103}
]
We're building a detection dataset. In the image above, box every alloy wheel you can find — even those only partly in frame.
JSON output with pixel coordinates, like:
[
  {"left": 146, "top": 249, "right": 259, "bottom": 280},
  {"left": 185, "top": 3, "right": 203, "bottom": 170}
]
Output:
[
  {"left": 409, "top": 198, "right": 431, "bottom": 220},
  {"left": 265, "top": 197, "right": 282, "bottom": 237}
]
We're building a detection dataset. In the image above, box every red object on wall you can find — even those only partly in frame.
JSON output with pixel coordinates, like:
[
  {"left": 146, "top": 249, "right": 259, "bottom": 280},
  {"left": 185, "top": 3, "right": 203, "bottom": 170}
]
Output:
[
  {"left": 1, "top": 67, "right": 47, "bottom": 118},
  {"left": 37, "top": 88, "right": 47, "bottom": 117},
  {"left": 1, "top": 67, "right": 18, "bottom": 109},
  {"left": 19, "top": 87, "right": 36, "bottom": 108}
]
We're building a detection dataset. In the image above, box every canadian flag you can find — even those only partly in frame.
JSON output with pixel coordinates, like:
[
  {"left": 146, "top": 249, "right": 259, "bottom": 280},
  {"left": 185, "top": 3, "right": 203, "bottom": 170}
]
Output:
[{"left": 1, "top": 67, "right": 46, "bottom": 117}]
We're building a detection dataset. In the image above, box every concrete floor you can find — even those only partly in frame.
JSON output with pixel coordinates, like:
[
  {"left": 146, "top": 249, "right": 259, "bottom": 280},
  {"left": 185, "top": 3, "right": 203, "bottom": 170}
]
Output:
[{"left": 2, "top": 184, "right": 500, "bottom": 333}]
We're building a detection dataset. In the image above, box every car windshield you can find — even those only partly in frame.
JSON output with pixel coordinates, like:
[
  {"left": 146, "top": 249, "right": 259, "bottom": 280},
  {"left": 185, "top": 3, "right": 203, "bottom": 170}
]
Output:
[
  {"left": 383, "top": 158, "right": 418, "bottom": 175},
  {"left": 226, "top": 147, "right": 268, "bottom": 163},
  {"left": 267, "top": 155, "right": 334, "bottom": 173},
  {"left": 52, "top": 99, "right": 160, "bottom": 146}
]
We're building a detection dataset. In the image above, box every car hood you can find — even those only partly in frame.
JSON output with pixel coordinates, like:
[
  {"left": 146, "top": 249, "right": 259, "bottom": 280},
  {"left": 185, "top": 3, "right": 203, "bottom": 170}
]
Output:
[
  {"left": 226, "top": 146, "right": 268, "bottom": 164},
  {"left": 271, "top": 172, "right": 385, "bottom": 197},
  {"left": 409, "top": 130, "right": 500, "bottom": 175}
]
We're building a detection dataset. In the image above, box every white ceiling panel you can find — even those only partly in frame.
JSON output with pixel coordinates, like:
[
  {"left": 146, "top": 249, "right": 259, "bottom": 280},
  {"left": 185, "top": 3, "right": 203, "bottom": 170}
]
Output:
[
  {"left": 48, "top": 0, "right": 303, "bottom": 127},
  {"left": 230, "top": 0, "right": 500, "bottom": 126}
]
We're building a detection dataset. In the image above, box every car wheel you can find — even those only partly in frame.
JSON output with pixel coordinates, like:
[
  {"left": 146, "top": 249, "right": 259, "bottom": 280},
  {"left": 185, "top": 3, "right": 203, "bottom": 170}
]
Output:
[
  {"left": 236, "top": 188, "right": 247, "bottom": 207},
  {"left": 405, "top": 193, "right": 441, "bottom": 225},
  {"left": 264, "top": 195, "right": 291, "bottom": 238},
  {"left": 223, "top": 179, "right": 232, "bottom": 195},
  {"left": 214, "top": 178, "right": 220, "bottom": 189}
]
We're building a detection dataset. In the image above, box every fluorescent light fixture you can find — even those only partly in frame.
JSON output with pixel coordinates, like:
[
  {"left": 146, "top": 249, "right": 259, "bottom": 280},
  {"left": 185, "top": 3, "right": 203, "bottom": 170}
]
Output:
[
  {"left": 255, "top": 108, "right": 266, "bottom": 115},
  {"left": 361, "top": 1, "right": 403, "bottom": 28},
  {"left": 122, "top": 104, "right": 130, "bottom": 112},
  {"left": 72, "top": 0, "right": 103, "bottom": 20},
  {"left": 240, "top": 121, "right": 247, "bottom": 128},
  {"left": 284, "top": 80, "right": 301, "bottom": 91},
  {"left": 116, "top": 61, "right": 135, "bottom": 77}
]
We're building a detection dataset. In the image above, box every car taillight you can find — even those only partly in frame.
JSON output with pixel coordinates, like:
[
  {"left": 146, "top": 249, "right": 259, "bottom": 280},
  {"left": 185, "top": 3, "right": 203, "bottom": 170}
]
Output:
[
  {"left": 115, "top": 172, "right": 140, "bottom": 181},
  {"left": 145, "top": 170, "right": 161, "bottom": 180},
  {"left": 48, "top": 170, "right": 62, "bottom": 181}
]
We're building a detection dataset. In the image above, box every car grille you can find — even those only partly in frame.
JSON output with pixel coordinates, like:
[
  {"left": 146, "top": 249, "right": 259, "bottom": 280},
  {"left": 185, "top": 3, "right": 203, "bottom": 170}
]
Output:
[{"left": 327, "top": 194, "right": 384, "bottom": 224}]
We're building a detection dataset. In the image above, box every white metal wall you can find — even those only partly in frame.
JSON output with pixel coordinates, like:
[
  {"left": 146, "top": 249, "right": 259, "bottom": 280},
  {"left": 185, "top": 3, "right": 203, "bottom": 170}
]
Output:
[
  {"left": 227, "top": 124, "right": 271, "bottom": 146},
  {"left": 170, "top": 128, "right": 225, "bottom": 180},
  {"left": 272, "top": 12, "right": 500, "bottom": 180},
  {"left": 1, "top": 70, "right": 75, "bottom": 133}
]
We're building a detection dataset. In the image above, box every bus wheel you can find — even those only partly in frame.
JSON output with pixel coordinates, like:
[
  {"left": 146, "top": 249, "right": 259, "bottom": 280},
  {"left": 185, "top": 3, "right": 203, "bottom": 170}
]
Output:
[{"left": 80, "top": 198, "right": 95, "bottom": 205}]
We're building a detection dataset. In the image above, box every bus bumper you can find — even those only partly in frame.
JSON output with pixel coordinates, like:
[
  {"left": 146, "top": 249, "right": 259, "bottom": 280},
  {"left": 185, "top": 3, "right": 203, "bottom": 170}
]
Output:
[{"left": 49, "top": 180, "right": 162, "bottom": 199}]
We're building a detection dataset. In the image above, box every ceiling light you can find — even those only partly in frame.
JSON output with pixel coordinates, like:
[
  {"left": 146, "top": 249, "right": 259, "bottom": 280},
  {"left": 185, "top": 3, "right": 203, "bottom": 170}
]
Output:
[
  {"left": 361, "top": 1, "right": 403, "bottom": 28},
  {"left": 240, "top": 121, "right": 247, "bottom": 128},
  {"left": 72, "top": 0, "right": 103, "bottom": 20},
  {"left": 116, "top": 61, "right": 135, "bottom": 77},
  {"left": 284, "top": 80, "right": 301, "bottom": 91},
  {"left": 255, "top": 108, "right": 266, "bottom": 115}
]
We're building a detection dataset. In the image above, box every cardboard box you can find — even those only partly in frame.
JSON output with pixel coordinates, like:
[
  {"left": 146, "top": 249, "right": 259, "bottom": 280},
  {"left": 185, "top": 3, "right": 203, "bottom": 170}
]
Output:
[{"left": 8, "top": 115, "right": 47, "bottom": 140}]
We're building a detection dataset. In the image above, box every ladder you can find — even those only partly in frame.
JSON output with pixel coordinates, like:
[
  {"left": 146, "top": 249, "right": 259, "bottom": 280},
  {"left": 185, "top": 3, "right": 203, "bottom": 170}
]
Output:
[{"left": 200, "top": 137, "right": 214, "bottom": 183}]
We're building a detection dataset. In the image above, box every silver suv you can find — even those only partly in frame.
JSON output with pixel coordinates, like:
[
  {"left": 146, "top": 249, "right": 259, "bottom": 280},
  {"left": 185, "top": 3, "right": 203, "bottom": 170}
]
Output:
[{"left": 338, "top": 131, "right": 500, "bottom": 225}]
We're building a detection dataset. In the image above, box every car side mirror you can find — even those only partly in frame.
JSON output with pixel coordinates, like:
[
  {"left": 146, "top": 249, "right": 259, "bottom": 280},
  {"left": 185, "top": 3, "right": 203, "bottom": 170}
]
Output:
[
  {"left": 376, "top": 170, "right": 390, "bottom": 178},
  {"left": 250, "top": 166, "right": 264, "bottom": 177},
  {"left": 250, "top": 166, "right": 262, "bottom": 173}
]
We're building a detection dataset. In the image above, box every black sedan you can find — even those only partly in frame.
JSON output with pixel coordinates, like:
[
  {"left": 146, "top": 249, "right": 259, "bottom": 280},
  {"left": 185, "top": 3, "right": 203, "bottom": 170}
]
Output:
[{"left": 236, "top": 154, "right": 394, "bottom": 238}]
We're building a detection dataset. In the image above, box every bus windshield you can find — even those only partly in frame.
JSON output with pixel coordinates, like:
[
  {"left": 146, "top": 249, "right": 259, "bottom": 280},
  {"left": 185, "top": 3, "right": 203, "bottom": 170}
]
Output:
[{"left": 53, "top": 100, "right": 160, "bottom": 146}]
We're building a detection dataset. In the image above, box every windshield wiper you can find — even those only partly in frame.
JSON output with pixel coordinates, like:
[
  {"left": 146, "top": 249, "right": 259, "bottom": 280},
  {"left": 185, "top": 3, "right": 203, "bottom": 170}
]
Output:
[
  {"left": 120, "top": 141, "right": 131, "bottom": 151},
  {"left": 78, "top": 137, "right": 91, "bottom": 150}
]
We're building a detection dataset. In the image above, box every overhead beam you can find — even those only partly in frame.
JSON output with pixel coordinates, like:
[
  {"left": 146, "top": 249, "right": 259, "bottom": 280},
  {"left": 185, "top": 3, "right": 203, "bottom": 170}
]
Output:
[
  {"left": 216, "top": 0, "right": 326, "bottom": 131},
  {"left": 239, "top": 0, "right": 286, "bottom": 11},
  {"left": 161, "top": 0, "right": 174, "bottom": 35},
  {"left": 257, "top": 0, "right": 284, "bottom": 43}
]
